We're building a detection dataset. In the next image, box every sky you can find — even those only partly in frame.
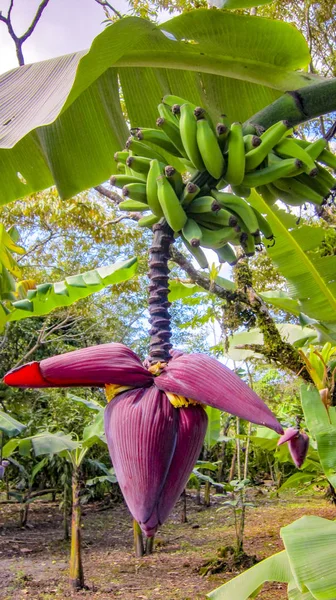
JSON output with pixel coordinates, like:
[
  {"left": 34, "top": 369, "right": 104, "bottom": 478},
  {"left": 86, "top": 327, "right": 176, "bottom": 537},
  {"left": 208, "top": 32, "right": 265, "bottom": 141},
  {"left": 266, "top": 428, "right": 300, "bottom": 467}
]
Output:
[{"left": 0, "top": 0, "right": 130, "bottom": 73}]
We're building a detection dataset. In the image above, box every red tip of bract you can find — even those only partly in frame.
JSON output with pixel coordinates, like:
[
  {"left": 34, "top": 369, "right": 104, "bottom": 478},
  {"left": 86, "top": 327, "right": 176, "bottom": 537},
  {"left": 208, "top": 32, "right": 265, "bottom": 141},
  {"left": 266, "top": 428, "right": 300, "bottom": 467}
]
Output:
[
  {"left": 104, "top": 386, "right": 207, "bottom": 537},
  {"left": 4, "top": 343, "right": 153, "bottom": 389},
  {"left": 155, "top": 353, "right": 283, "bottom": 434},
  {"left": 277, "top": 427, "right": 299, "bottom": 446},
  {"left": 4, "top": 361, "right": 49, "bottom": 388},
  {"left": 289, "top": 431, "right": 309, "bottom": 468}
]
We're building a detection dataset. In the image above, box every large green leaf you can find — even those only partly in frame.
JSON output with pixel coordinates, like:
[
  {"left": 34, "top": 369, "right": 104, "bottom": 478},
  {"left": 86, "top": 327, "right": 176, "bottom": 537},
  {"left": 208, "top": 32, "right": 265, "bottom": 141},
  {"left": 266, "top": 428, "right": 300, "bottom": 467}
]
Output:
[
  {"left": 207, "top": 550, "right": 291, "bottom": 598},
  {"left": 250, "top": 191, "right": 336, "bottom": 323},
  {"left": 0, "top": 409, "right": 26, "bottom": 437},
  {"left": 212, "top": 0, "right": 273, "bottom": 7},
  {"left": 3, "top": 258, "right": 137, "bottom": 327},
  {"left": 3, "top": 432, "right": 79, "bottom": 457},
  {"left": 0, "top": 11, "right": 313, "bottom": 202},
  {"left": 205, "top": 406, "right": 222, "bottom": 448}
]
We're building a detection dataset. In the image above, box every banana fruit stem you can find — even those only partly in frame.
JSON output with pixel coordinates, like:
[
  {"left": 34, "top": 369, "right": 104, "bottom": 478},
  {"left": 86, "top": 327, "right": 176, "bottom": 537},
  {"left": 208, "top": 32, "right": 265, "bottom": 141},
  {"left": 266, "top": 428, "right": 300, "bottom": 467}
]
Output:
[{"left": 148, "top": 221, "right": 174, "bottom": 364}]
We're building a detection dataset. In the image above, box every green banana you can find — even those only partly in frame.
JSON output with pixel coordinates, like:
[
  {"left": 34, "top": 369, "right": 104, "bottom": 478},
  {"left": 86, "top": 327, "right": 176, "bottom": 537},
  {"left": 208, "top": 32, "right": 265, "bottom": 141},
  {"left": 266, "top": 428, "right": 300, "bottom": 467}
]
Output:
[
  {"left": 122, "top": 183, "right": 147, "bottom": 203},
  {"left": 273, "top": 138, "right": 318, "bottom": 176},
  {"left": 126, "top": 155, "right": 151, "bottom": 175},
  {"left": 241, "top": 158, "right": 302, "bottom": 188},
  {"left": 157, "top": 102, "right": 178, "bottom": 124},
  {"left": 146, "top": 160, "right": 164, "bottom": 217},
  {"left": 272, "top": 178, "right": 324, "bottom": 205},
  {"left": 216, "top": 123, "right": 230, "bottom": 150},
  {"left": 181, "top": 182, "right": 201, "bottom": 208},
  {"left": 244, "top": 134, "right": 261, "bottom": 153},
  {"left": 198, "top": 225, "right": 237, "bottom": 249},
  {"left": 268, "top": 183, "right": 305, "bottom": 207},
  {"left": 194, "top": 107, "right": 216, "bottom": 134},
  {"left": 110, "top": 174, "right": 145, "bottom": 188},
  {"left": 316, "top": 165, "right": 336, "bottom": 189},
  {"left": 188, "top": 196, "right": 220, "bottom": 214},
  {"left": 231, "top": 184, "right": 251, "bottom": 198},
  {"left": 137, "top": 214, "right": 160, "bottom": 228},
  {"left": 245, "top": 120, "right": 291, "bottom": 171},
  {"left": 181, "top": 235, "right": 209, "bottom": 269},
  {"left": 251, "top": 207, "right": 274, "bottom": 240},
  {"left": 118, "top": 199, "right": 150, "bottom": 212},
  {"left": 182, "top": 218, "right": 203, "bottom": 246},
  {"left": 296, "top": 173, "right": 331, "bottom": 198},
  {"left": 116, "top": 163, "right": 126, "bottom": 173},
  {"left": 241, "top": 233, "right": 256, "bottom": 257},
  {"left": 114, "top": 150, "right": 129, "bottom": 164},
  {"left": 318, "top": 149, "right": 336, "bottom": 171},
  {"left": 256, "top": 185, "right": 277, "bottom": 206},
  {"left": 164, "top": 165, "right": 183, "bottom": 196},
  {"left": 126, "top": 137, "right": 165, "bottom": 162},
  {"left": 179, "top": 103, "right": 205, "bottom": 171},
  {"left": 156, "top": 117, "right": 186, "bottom": 157},
  {"left": 215, "top": 244, "right": 238, "bottom": 265},
  {"left": 305, "top": 138, "right": 327, "bottom": 160},
  {"left": 196, "top": 208, "right": 238, "bottom": 228},
  {"left": 196, "top": 117, "right": 225, "bottom": 179},
  {"left": 225, "top": 122, "right": 245, "bottom": 185},
  {"left": 211, "top": 190, "right": 259, "bottom": 235},
  {"left": 157, "top": 175, "right": 188, "bottom": 232},
  {"left": 136, "top": 128, "right": 180, "bottom": 155},
  {"left": 162, "top": 95, "right": 197, "bottom": 110}
]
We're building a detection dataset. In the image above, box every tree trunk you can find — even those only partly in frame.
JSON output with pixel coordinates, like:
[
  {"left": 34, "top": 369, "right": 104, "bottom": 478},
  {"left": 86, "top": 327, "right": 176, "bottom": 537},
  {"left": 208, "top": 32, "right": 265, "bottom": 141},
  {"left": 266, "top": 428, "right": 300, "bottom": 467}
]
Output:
[
  {"left": 180, "top": 489, "right": 187, "bottom": 523},
  {"left": 204, "top": 480, "right": 211, "bottom": 507},
  {"left": 195, "top": 486, "right": 201, "bottom": 505},
  {"left": 145, "top": 536, "right": 154, "bottom": 555},
  {"left": 229, "top": 448, "right": 237, "bottom": 482},
  {"left": 133, "top": 519, "right": 145, "bottom": 557},
  {"left": 69, "top": 467, "right": 84, "bottom": 591},
  {"left": 63, "top": 480, "right": 70, "bottom": 541}
]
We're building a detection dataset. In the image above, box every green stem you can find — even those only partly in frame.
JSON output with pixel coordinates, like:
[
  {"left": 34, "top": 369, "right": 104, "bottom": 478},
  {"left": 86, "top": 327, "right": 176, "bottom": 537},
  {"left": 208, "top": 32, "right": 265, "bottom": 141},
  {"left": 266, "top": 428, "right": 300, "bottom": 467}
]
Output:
[
  {"left": 244, "top": 78, "right": 336, "bottom": 131},
  {"left": 133, "top": 519, "right": 145, "bottom": 557},
  {"left": 69, "top": 466, "right": 84, "bottom": 591}
]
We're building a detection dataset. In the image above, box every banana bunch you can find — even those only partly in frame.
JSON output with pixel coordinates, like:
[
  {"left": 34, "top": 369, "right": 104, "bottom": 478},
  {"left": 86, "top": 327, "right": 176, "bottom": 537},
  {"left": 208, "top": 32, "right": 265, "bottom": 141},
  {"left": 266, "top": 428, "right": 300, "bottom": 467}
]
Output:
[{"left": 110, "top": 94, "right": 336, "bottom": 268}]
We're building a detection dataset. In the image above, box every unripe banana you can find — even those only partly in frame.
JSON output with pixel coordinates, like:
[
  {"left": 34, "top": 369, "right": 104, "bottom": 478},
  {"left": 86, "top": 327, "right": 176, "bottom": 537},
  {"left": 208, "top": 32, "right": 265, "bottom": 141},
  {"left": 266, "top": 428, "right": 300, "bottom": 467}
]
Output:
[
  {"left": 116, "top": 163, "right": 126, "bottom": 173},
  {"left": 194, "top": 107, "right": 216, "bottom": 134},
  {"left": 316, "top": 165, "right": 336, "bottom": 189},
  {"left": 110, "top": 174, "right": 145, "bottom": 188},
  {"left": 305, "top": 138, "right": 327, "bottom": 160},
  {"left": 196, "top": 208, "right": 238, "bottom": 228},
  {"left": 273, "top": 138, "right": 318, "bottom": 176},
  {"left": 181, "top": 182, "right": 201, "bottom": 208},
  {"left": 181, "top": 235, "right": 209, "bottom": 269},
  {"left": 245, "top": 120, "right": 291, "bottom": 171},
  {"left": 137, "top": 214, "right": 160, "bottom": 228},
  {"left": 244, "top": 134, "right": 262, "bottom": 153},
  {"left": 114, "top": 150, "right": 129, "bottom": 163},
  {"left": 269, "top": 184, "right": 305, "bottom": 207},
  {"left": 126, "top": 137, "right": 165, "bottom": 162},
  {"left": 164, "top": 165, "right": 183, "bottom": 196},
  {"left": 318, "top": 149, "right": 336, "bottom": 171},
  {"left": 122, "top": 183, "right": 147, "bottom": 203},
  {"left": 224, "top": 122, "right": 245, "bottom": 185},
  {"left": 118, "top": 199, "right": 150, "bottom": 212},
  {"left": 182, "top": 218, "right": 203, "bottom": 246},
  {"left": 157, "top": 102, "right": 178, "bottom": 125},
  {"left": 126, "top": 155, "right": 151, "bottom": 175},
  {"left": 157, "top": 175, "right": 188, "bottom": 232},
  {"left": 215, "top": 244, "right": 238, "bottom": 265},
  {"left": 179, "top": 103, "right": 205, "bottom": 171},
  {"left": 156, "top": 117, "right": 186, "bottom": 157},
  {"left": 211, "top": 190, "right": 259, "bottom": 235},
  {"left": 296, "top": 173, "right": 331, "bottom": 198},
  {"left": 241, "top": 158, "right": 302, "bottom": 188},
  {"left": 241, "top": 233, "right": 256, "bottom": 257},
  {"left": 188, "top": 196, "right": 220, "bottom": 214},
  {"left": 162, "top": 95, "right": 197, "bottom": 110},
  {"left": 251, "top": 207, "right": 274, "bottom": 240},
  {"left": 136, "top": 128, "right": 180, "bottom": 155},
  {"left": 196, "top": 117, "right": 225, "bottom": 179},
  {"left": 198, "top": 225, "right": 237, "bottom": 249},
  {"left": 273, "top": 177, "right": 324, "bottom": 205},
  {"left": 216, "top": 123, "right": 230, "bottom": 150},
  {"left": 146, "top": 160, "right": 164, "bottom": 217},
  {"left": 231, "top": 184, "right": 251, "bottom": 198},
  {"left": 256, "top": 185, "right": 277, "bottom": 206}
]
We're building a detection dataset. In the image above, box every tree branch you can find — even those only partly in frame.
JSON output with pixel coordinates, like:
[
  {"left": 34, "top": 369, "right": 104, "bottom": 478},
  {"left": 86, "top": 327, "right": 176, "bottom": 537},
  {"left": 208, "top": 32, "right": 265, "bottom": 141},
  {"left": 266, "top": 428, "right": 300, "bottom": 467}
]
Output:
[
  {"left": 19, "top": 0, "right": 51, "bottom": 44},
  {"left": 94, "top": 0, "right": 123, "bottom": 20},
  {"left": 170, "top": 246, "right": 311, "bottom": 382}
]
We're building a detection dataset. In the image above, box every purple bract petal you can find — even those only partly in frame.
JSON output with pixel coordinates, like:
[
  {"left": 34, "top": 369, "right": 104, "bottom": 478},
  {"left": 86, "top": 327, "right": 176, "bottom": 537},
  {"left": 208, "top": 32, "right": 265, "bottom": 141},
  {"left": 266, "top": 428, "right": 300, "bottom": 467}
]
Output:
[
  {"left": 0, "top": 466, "right": 4, "bottom": 479},
  {"left": 4, "top": 343, "right": 153, "bottom": 388},
  {"left": 104, "top": 386, "right": 177, "bottom": 534},
  {"left": 277, "top": 427, "right": 299, "bottom": 446},
  {"left": 288, "top": 431, "right": 309, "bottom": 468},
  {"left": 155, "top": 353, "right": 283, "bottom": 434}
]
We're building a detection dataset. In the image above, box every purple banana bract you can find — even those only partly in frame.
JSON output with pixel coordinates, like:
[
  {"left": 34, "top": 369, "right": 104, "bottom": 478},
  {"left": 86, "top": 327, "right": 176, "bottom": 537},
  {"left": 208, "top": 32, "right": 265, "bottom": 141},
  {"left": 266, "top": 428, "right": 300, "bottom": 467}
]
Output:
[
  {"left": 4, "top": 342, "right": 283, "bottom": 536},
  {"left": 278, "top": 427, "right": 309, "bottom": 468}
]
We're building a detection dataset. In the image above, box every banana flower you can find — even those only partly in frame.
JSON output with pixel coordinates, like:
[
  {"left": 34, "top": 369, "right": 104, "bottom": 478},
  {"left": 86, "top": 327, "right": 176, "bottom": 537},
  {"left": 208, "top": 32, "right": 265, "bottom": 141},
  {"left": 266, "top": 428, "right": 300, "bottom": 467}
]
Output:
[
  {"left": 277, "top": 427, "right": 309, "bottom": 468},
  {"left": 4, "top": 343, "right": 283, "bottom": 536}
]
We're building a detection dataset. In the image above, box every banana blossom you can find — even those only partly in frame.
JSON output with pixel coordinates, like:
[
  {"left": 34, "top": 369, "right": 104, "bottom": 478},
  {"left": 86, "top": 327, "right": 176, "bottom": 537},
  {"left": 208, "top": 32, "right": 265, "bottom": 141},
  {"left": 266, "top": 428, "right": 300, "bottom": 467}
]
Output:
[
  {"left": 277, "top": 427, "right": 309, "bottom": 468},
  {"left": 4, "top": 343, "right": 283, "bottom": 536}
]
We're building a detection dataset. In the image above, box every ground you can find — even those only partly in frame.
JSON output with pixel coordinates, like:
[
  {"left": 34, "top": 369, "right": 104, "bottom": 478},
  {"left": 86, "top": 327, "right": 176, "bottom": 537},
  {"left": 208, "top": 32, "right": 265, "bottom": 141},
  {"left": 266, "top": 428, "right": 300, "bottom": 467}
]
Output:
[{"left": 0, "top": 491, "right": 334, "bottom": 600}]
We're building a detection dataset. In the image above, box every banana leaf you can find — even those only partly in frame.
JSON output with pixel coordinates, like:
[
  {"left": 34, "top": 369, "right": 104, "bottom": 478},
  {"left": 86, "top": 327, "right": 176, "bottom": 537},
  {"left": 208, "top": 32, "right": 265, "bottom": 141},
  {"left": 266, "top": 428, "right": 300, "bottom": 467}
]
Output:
[
  {"left": 1, "top": 257, "right": 137, "bottom": 329},
  {"left": 0, "top": 11, "right": 313, "bottom": 203},
  {"left": 250, "top": 191, "right": 336, "bottom": 324},
  {"left": 3, "top": 432, "right": 79, "bottom": 458},
  {"left": 0, "top": 409, "right": 26, "bottom": 437}
]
